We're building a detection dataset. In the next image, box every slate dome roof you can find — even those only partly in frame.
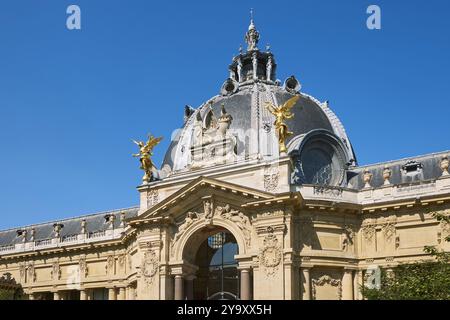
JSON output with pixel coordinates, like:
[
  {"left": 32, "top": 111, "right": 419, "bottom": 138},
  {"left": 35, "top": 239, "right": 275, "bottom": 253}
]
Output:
[{"left": 160, "top": 19, "right": 355, "bottom": 180}]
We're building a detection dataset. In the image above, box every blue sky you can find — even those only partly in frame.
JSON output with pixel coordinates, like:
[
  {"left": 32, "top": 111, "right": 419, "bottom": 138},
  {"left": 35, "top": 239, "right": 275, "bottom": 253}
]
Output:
[{"left": 0, "top": 0, "right": 449, "bottom": 229}]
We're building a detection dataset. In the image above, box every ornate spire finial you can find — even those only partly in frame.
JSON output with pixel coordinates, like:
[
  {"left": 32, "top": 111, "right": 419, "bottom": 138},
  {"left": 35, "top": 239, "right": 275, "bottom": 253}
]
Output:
[{"left": 245, "top": 9, "right": 260, "bottom": 51}]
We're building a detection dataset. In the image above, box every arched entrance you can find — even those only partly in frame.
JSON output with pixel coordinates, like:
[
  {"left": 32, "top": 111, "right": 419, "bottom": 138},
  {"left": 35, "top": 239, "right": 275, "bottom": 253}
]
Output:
[
  {"left": 193, "top": 230, "right": 239, "bottom": 300},
  {"left": 173, "top": 223, "right": 253, "bottom": 300}
]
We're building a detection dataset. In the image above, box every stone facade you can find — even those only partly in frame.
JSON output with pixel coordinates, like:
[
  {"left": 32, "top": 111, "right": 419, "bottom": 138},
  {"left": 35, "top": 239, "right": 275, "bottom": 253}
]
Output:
[{"left": 0, "top": 19, "right": 449, "bottom": 300}]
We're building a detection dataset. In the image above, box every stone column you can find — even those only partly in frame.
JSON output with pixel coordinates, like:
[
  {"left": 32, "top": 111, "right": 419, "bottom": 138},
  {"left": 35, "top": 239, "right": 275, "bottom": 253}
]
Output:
[
  {"left": 129, "top": 286, "right": 136, "bottom": 300},
  {"left": 342, "top": 269, "right": 354, "bottom": 300},
  {"left": 185, "top": 276, "right": 195, "bottom": 300},
  {"left": 301, "top": 268, "right": 311, "bottom": 300},
  {"left": 118, "top": 287, "right": 126, "bottom": 300},
  {"left": 79, "top": 289, "right": 87, "bottom": 300},
  {"left": 108, "top": 287, "right": 117, "bottom": 300},
  {"left": 354, "top": 270, "right": 363, "bottom": 300},
  {"left": 28, "top": 293, "right": 35, "bottom": 300},
  {"left": 53, "top": 291, "right": 60, "bottom": 301},
  {"left": 174, "top": 275, "right": 184, "bottom": 300},
  {"left": 240, "top": 269, "right": 251, "bottom": 300}
]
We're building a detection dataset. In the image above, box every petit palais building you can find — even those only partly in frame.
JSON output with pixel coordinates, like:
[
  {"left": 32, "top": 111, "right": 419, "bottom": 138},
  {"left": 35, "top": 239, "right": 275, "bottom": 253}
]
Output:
[{"left": 1, "top": 20, "right": 449, "bottom": 300}]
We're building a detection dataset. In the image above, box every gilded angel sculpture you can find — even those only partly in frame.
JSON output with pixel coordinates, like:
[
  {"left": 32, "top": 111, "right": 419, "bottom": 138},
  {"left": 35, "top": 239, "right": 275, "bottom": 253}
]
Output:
[
  {"left": 132, "top": 134, "right": 163, "bottom": 182},
  {"left": 266, "top": 95, "right": 300, "bottom": 153}
]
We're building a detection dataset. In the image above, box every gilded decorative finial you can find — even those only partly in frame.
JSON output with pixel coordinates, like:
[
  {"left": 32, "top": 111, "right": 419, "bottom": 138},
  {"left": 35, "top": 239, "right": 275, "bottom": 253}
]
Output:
[
  {"left": 266, "top": 95, "right": 300, "bottom": 154},
  {"left": 132, "top": 134, "right": 163, "bottom": 183}
]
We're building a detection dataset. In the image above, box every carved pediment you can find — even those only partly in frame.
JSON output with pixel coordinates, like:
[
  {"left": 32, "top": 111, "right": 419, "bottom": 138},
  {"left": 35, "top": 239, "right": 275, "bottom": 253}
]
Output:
[{"left": 128, "top": 177, "right": 273, "bottom": 225}]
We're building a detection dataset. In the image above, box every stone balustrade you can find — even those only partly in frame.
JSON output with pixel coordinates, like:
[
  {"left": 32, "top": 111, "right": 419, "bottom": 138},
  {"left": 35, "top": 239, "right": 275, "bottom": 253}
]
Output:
[{"left": 0, "top": 226, "right": 127, "bottom": 256}]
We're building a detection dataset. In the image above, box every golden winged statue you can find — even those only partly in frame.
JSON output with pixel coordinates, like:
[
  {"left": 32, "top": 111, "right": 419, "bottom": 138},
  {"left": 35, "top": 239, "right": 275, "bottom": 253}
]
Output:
[
  {"left": 132, "top": 134, "right": 163, "bottom": 182},
  {"left": 266, "top": 95, "right": 300, "bottom": 153}
]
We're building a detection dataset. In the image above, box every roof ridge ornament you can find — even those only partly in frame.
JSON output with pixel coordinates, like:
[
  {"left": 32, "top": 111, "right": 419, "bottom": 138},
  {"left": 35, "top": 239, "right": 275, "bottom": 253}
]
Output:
[{"left": 245, "top": 9, "right": 260, "bottom": 51}]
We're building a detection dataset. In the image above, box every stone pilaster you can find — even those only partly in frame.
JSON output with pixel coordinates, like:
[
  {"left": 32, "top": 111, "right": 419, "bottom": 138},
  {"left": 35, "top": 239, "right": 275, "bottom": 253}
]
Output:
[
  {"left": 240, "top": 269, "right": 252, "bottom": 300},
  {"left": 342, "top": 269, "right": 354, "bottom": 300},
  {"left": 108, "top": 287, "right": 116, "bottom": 300},
  {"left": 301, "top": 267, "right": 311, "bottom": 300},
  {"left": 174, "top": 275, "right": 184, "bottom": 300}
]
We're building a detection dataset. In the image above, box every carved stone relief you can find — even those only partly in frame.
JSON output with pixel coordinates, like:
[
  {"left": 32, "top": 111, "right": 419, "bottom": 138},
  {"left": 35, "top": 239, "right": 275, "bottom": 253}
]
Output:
[
  {"left": 51, "top": 261, "right": 61, "bottom": 280},
  {"left": 79, "top": 257, "right": 88, "bottom": 278},
  {"left": 258, "top": 210, "right": 283, "bottom": 219},
  {"left": 216, "top": 204, "right": 252, "bottom": 247},
  {"left": 204, "top": 199, "right": 214, "bottom": 220},
  {"left": 171, "top": 211, "right": 199, "bottom": 254},
  {"left": 381, "top": 223, "right": 396, "bottom": 243},
  {"left": 19, "top": 264, "right": 26, "bottom": 280},
  {"left": 106, "top": 255, "right": 115, "bottom": 276},
  {"left": 147, "top": 189, "right": 159, "bottom": 208},
  {"left": 342, "top": 225, "right": 354, "bottom": 251},
  {"left": 27, "top": 263, "right": 36, "bottom": 283},
  {"left": 362, "top": 223, "right": 376, "bottom": 243},
  {"left": 118, "top": 254, "right": 126, "bottom": 270},
  {"left": 141, "top": 250, "right": 159, "bottom": 285},
  {"left": 312, "top": 275, "right": 342, "bottom": 300},
  {"left": 259, "top": 230, "right": 282, "bottom": 276},
  {"left": 170, "top": 202, "right": 254, "bottom": 256},
  {"left": 190, "top": 105, "right": 237, "bottom": 169},
  {"left": 263, "top": 166, "right": 279, "bottom": 192}
]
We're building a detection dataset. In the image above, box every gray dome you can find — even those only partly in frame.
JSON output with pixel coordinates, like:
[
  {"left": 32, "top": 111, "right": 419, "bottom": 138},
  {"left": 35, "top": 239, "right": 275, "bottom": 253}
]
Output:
[
  {"left": 159, "top": 20, "right": 355, "bottom": 180},
  {"left": 161, "top": 82, "right": 355, "bottom": 175}
]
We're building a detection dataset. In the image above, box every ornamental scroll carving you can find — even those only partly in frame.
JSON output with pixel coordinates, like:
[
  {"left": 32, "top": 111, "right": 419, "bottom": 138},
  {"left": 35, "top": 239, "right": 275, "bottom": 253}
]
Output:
[
  {"left": 141, "top": 250, "right": 159, "bottom": 285},
  {"left": 259, "top": 231, "right": 282, "bottom": 276},
  {"left": 381, "top": 223, "right": 396, "bottom": 243},
  {"left": 171, "top": 211, "right": 199, "bottom": 255},
  {"left": 216, "top": 204, "right": 252, "bottom": 247},
  {"left": 362, "top": 222, "right": 376, "bottom": 243},
  {"left": 170, "top": 203, "right": 253, "bottom": 256},
  {"left": 106, "top": 255, "right": 115, "bottom": 276},
  {"left": 312, "top": 275, "right": 342, "bottom": 300}
]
